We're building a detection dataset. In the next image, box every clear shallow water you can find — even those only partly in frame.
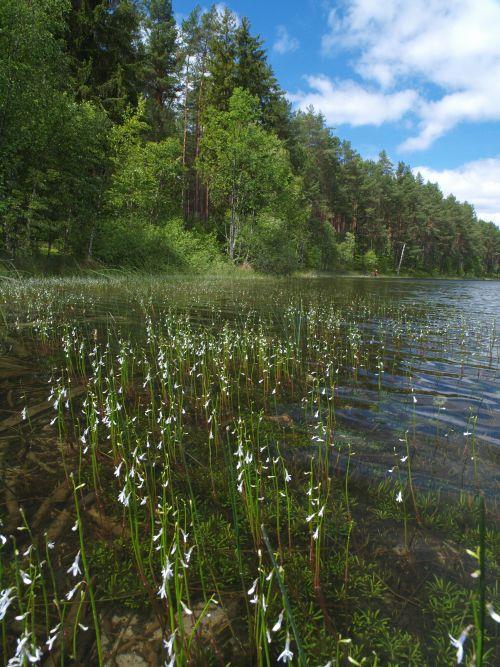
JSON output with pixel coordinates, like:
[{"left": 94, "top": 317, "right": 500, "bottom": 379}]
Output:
[{"left": 1, "top": 275, "right": 499, "bottom": 496}]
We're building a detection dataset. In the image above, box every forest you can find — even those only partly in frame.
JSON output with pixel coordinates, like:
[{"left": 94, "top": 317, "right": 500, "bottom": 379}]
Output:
[{"left": 1, "top": 0, "right": 499, "bottom": 277}]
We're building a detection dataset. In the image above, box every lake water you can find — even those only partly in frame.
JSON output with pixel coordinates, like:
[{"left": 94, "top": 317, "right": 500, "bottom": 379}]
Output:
[{"left": 1, "top": 275, "right": 499, "bottom": 497}]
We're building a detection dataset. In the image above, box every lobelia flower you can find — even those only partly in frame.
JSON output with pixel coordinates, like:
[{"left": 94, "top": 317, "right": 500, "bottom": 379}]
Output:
[
  {"left": 0, "top": 588, "right": 15, "bottom": 620},
  {"left": 67, "top": 551, "right": 81, "bottom": 577},
  {"left": 247, "top": 578, "right": 258, "bottom": 596},
  {"left": 118, "top": 487, "right": 130, "bottom": 507},
  {"left": 449, "top": 624, "right": 473, "bottom": 664},
  {"left": 163, "top": 630, "right": 176, "bottom": 657},
  {"left": 277, "top": 633, "right": 293, "bottom": 663},
  {"left": 487, "top": 603, "right": 500, "bottom": 623},
  {"left": 19, "top": 570, "right": 32, "bottom": 585},
  {"left": 272, "top": 609, "right": 284, "bottom": 633},
  {"left": 8, "top": 630, "right": 42, "bottom": 666},
  {"left": 180, "top": 600, "right": 192, "bottom": 615},
  {"left": 158, "top": 559, "right": 174, "bottom": 599},
  {"left": 396, "top": 491, "right": 403, "bottom": 503}
]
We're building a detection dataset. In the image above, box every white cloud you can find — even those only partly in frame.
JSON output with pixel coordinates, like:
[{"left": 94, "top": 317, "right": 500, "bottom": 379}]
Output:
[
  {"left": 273, "top": 25, "right": 300, "bottom": 54},
  {"left": 289, "top": 76, "right": 417, "bottom": 126},
  {"left": 413, "top": 158, "right": 500, "bottom": 225},
  {"left": 294, "top": 0, "right": 500, "bottom": 148}
]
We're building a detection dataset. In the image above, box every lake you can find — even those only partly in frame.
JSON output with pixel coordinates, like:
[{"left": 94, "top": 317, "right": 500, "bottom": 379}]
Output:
[
  {"left": 0, "top": 274, "right": 499, "bottom": 665},
  {"left": 2, "top": 275, "right": 498, "bottom": 495}
]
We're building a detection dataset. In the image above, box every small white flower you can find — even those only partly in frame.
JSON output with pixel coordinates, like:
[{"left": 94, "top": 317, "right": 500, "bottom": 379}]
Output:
[
  {"left": 396, "top": 491, "right": 403, "bottom": 503},
  {"left": 247, "top": 578, "right": 258, "bottom": 596},
  {"left": 272, "top": 609, "right": 284, "bottom": 633},
  {"left": 67, "top": 551, "right": 81, "bottom": 577},
  {"left": 313, "top": 526, "right": 320, "bottom": 540},
  {"left": 449, "top": 624, "right": 473, "bottom": 664},
  {"left": 163, "top": 630, "right": 176, "bottom": 657},
  {"left": 180, "top": 601, "right": 192, "bottom": 615},
  {"left": 0, "top": 588, "right": 15, "bottom": 620},
  {"left": 277, "top": 632, "right": 293, "bottom": 663},
  {"left": 66, "top": 583, "right": 80, "bottom": 601},
  {"left": 118, "top": 487, "right": 130, "bottom": 507},
  {"left": 487, "top": 603, "right": 500, "bottom": 623},
  {"left": 20, "top": 570, "right": 32, "bottom": 585}
]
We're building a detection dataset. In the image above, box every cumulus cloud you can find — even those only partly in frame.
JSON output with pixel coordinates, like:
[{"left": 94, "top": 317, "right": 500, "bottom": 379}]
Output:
[
  {"left": 289, "top": 76, "right": 417, "bottom": 126},
  {"left": 293, "top": 0, "right": 500, "bottom": 148},
  {"left": 273, "top": 26, "right": 299, "bottom": 54},
  {"left": 413, "top": 158, "right": 500, "bottom": 225}
]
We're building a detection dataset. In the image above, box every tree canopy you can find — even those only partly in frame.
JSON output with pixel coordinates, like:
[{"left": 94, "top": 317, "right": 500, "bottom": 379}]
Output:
[{"left": 1, "top": 0, "right": 498, "bottom": 276}]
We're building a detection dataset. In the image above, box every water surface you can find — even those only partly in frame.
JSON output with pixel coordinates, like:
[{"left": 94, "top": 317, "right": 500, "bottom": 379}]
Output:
[{"left": 1, "top": 275, "right": 498, "bottom": 496}]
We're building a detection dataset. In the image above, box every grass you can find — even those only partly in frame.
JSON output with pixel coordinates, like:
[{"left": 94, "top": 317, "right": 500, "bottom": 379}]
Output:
[{"left": 0, "top": 275, "right": 498, "bottom": 665}]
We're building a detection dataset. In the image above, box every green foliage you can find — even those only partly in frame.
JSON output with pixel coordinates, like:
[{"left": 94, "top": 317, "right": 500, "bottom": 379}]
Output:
[
  {"left": 198, "top": 88, "right": 302, "bottom": 262},
  {"left": 338, "top": 232, "right": 357, "bottom": 267},
  {"left": 94, "top": 216, "right": 223, "bottom": 272},
  {"left": 240, "top": 214, "right": 298, "bottom": 275},
  {"left": 66, "top": 0, "right": 145, "bottom": 122},
  {"left": 363, "top": 249, "right": 379, "bottom": 272},
  {"left": 107, "top": 101, "right": 183, "bottom": 222},
  {"left": 1, "top": 0, "right": 498, "bottom": 276},
  {"left": 143, "top": 0, "right": 179, "bottom": 137}
]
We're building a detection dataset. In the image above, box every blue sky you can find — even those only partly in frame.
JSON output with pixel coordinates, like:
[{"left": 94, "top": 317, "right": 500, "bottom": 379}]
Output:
[{"left": 174, "top": 0, "right": 500, "bottom": 225}]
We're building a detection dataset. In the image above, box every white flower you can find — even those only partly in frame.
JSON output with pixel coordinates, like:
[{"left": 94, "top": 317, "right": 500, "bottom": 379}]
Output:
[
  {"left": 158, "top": 559, "right": 174, "bottom": 599},
  {"left": 20, "top": 570, "right": 32, "bottom": 585},
  {"left": 396, "top": 491, "right": 403, "bottom": 503},
  {"left": 449, "top": 624, "right": 473, "bottom": 664},
  {"left": 313, "top": 526, "right": 320, "bottom": 540},
  {"left": 247, "top": 578, "right": 258, "bottom": 596},
  {"left": 487, "top": 603, "right": 500, "bottom": 623},
  {"left": 180, "top": 600, "right": 192, "bottom": 615},
  {"left": 9, "top": 630, "right": 42, "bottom": 665},
  {"left": 163, "top": 630, "right": 176, "bottom": 657},
  {"left": 67, "top": 551, "right": 81, "bottom": 577},
  {"left": 66, "top": 584, "right": 80, "bottom": 601},
  {"left": 272, "top": 609, "right": 284, "bottom": 633},
  {"left": 277, "top": 633, "right": 293, "bottom": 663},
  {"left": 118, "top": 487, "right": 130, "bottom": 506},
  {"left": 0, "top": 588, "right": 15, "bottom": 620}
]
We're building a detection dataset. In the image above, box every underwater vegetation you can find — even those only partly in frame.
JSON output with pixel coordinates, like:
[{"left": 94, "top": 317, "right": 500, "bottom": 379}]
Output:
[{"left": 0, "top": 276, "right": 498, "bottom": 665}]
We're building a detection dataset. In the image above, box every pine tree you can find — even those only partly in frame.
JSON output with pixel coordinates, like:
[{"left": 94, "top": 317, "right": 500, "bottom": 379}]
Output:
[
  {"left": 234, "top": 17, "right": 290, "bottom": 137},
  {"left": 206, "top": 7, "right": 237, "bottom": 110},
  {"left": 66, "top": 1, "right": 144, "bottom": 122},
  {"left": 143, "top": 0, "right": 179, "bottom": 138}
]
